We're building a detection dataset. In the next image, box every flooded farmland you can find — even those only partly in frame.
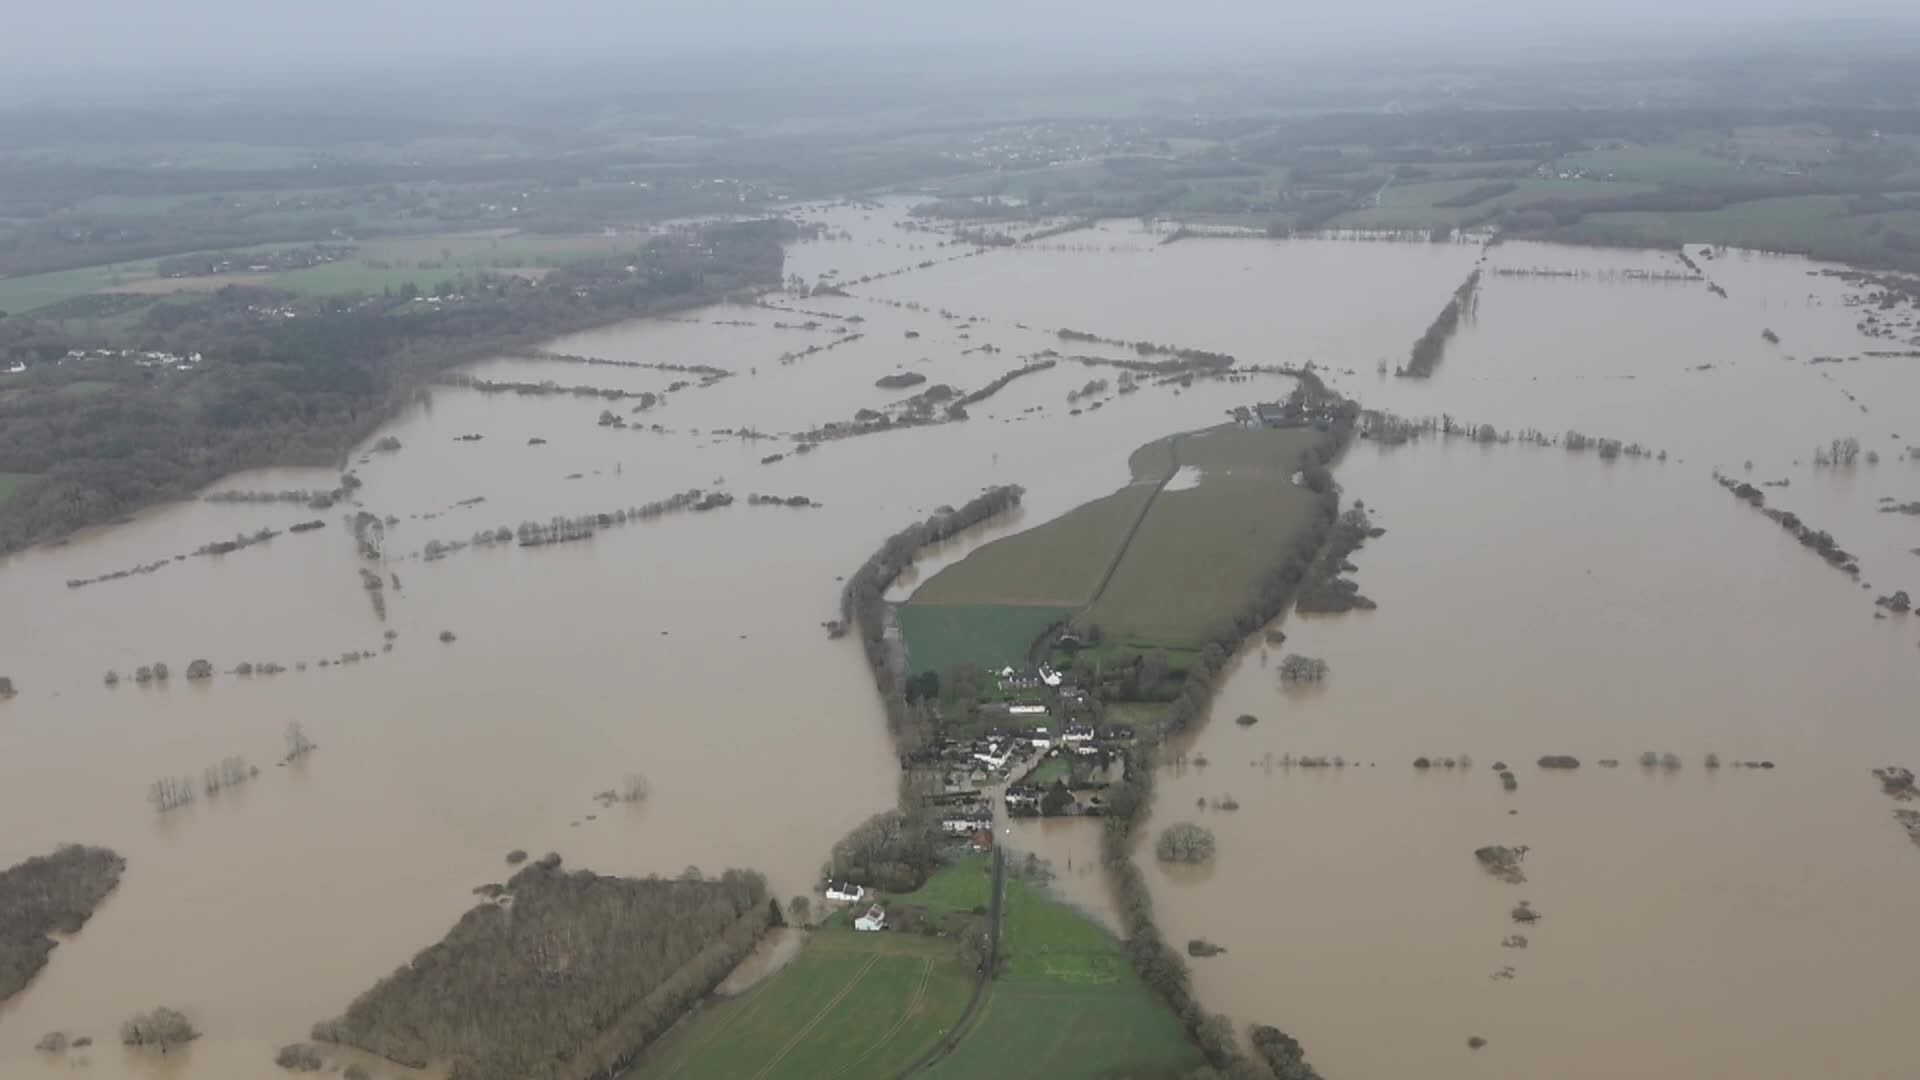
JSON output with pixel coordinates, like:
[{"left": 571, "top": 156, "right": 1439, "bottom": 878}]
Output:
[{"left": 5, "top": 199, "right": 1920, "bottom": 1079}]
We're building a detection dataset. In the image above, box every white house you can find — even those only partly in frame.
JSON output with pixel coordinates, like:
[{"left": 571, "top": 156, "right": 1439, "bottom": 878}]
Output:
[
  {"left": 943, "top": 815, "right": 992, "bottom": 834},
  {"left": 1038, "top": 664, "right": 1063, "bottom": 688},
  {"left": 1008, "top": 704, "right": 1048, "bottom": 718},
  {"left": 854, "top": 905, "right": 887, "bottom": 932},
  {"left": 825, "top": 881, "right": 865, "bottom": 903},
  {"left": 1063, "top": 725, "right": 1095, "bottom": 744},
  {"left": 1029, "top": 729, "right": 1052, "bottom": 750}
]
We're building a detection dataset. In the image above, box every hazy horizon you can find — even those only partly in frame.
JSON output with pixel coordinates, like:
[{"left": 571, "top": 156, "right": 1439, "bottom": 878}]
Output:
[{"left": 6, "top": 2, "right": 1920, "bottom": 85}]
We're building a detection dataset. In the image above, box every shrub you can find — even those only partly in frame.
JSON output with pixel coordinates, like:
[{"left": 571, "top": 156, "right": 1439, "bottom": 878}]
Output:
[
  {"left": 36, "top": 1031, "right": 67, "bottom": 1053},
  {"left": 504, "top": 850, "right": 527, "bottom": 865},
  {"left": 120, "top": 1006, "right": 198, "bottom": 1049},
  {"left": 1235, "top": 713, "right": 1259, "bottom": 727},
  {"left": 344, "top": 1065, "right": 372, "bottom": 1080},
  {"left": 276, "top": 1043, "right": 324, "bottom": 1071},
  {"left": 1155, "top": 822, "right": 1216, "bottom": 865},
  {"left": 1536, "top": 755, "right": 1580, "bottom": 769}
]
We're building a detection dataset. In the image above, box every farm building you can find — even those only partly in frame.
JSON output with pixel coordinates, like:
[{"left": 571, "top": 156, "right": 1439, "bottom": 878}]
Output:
[{"left": 854, "top": 905, "right": 888, "bottom": 932}]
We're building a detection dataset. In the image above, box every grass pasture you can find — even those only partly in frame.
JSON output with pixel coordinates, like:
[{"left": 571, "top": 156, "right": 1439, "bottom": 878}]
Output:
[
  {"left": 922, "top": 878, "right": 1202, "bottom": 1080},
  {"left": 1083, "top": 425, "right": 1322, "bottom": 646},
  {"left": 897, "top": 604, "right": 1072, "bottom": 676},
  {"left": 902, "top": 424, "right": 1324, "bottom": 660},
  {"left": 909, "top": 483, "right": 1158, "bottom": 607},
  {"left": 634, "top": 932, "right": 973, "bottom": 1080}
]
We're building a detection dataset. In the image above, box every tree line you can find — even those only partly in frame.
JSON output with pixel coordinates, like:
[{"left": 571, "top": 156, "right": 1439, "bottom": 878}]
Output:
[
  {"left": 1398, "top": 268, "right": 1481, "bottom": 378},
  {"left": 0, "top": 844, "right": 125, "bottom": 1001}
]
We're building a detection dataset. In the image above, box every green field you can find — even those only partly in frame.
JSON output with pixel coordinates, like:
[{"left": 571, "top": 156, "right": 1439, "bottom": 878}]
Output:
[
  {"left": 922, "top": 878, "right": 1203, "bottom": 1080},
  {"left": 635, "top": 857, "right": 1201, "bottom": 1080},
  {"left": 1083, "top": 425, "right": 1322, "bottom": 646},
  {"left": 902, "top": 854, "right": 995, "bottom": 914},
  {"left": 0, "top": 261, "right": 157, "bottom": 315},
  {"left": 896, "top": 604, "right": 1073, "bottom": 677},
  {"left": 910, "top": 484, "right": 1158, "bottom": 607},
  {"left": 901, "top": 424, "right": 1323, "bottom": 661},
  {"left": 1556, "top": 141, "right": 1754, "bottom": 186},
  {"left": 635, "top": 933, "right": 974, "bottom": 1080},
  {"left": 1570, "top": 195, "right": 1920, "bottom": 262},
  {"left": 1332, "top": 177, "right": 1654, "bottom": 229}
]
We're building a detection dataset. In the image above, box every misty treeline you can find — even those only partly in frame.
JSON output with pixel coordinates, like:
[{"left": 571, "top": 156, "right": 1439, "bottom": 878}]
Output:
[
  {"left": 436, "top": 373, "right": 659, "bottom": 403},
  {"left": 0, "top": 219, "right": 790, "bottom": 554},
  {"left": 0, "top": 844, "right": 125, "bottom": 1001},
  {"left": 311, "top": 859, "right": 769, "bottom": 1080},
  {"left": 1398, "top": 269, "right": 1481, "bottom": 378}
]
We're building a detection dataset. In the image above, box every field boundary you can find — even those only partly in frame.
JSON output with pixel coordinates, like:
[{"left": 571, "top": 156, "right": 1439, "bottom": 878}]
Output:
[
  {"left": 1083, "top": 433, "right": 1184, "bottom": 611},
  {"left": 896, "top": 845, "right": 1004, "bottom": 1077}
]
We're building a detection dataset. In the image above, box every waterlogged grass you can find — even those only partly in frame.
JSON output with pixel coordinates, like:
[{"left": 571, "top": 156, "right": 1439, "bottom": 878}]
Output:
[
  {"left": 633, "top": 932, "right": 972, "bottom": 1080},
  {"left": 897, "top": 603, "right": 1072, "bottom": 676},
  {"left": 1085, "top": 425, "right": 1322, "bottom": 646},
  {"left": 909, "top": 483, "right": 1158, "bottom": 607},
  {"left": 923, "top": 879, "right": 1202, "bottom": 1080}
]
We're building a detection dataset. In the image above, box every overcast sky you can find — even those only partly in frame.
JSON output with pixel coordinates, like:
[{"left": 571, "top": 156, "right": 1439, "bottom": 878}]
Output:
[{"left": 3, "top": 0, "right": 1915, "bottom": 79}]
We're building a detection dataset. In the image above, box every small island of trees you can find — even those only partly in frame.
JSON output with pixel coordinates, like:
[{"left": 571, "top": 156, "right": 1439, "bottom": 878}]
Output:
[
  {"left": 1155, "top": 822, "right": 1217, "bottom": 865},
  {"left": 0, "top": 844, "right": 126, "bottom": 1001}
]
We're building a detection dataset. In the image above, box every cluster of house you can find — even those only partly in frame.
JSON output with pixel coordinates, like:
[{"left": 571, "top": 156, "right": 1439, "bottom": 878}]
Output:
[{"left": 59, "top": 348, "right": 203, "bottom": 370}]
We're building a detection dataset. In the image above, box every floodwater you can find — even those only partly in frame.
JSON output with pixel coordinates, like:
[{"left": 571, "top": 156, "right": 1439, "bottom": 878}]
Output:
[
  {"left": 2, "top": 201, "right": 1917, "bottom": 1080},
  {"left": 1139, "top": 245, "right": 1920, "bottom": 1079}
]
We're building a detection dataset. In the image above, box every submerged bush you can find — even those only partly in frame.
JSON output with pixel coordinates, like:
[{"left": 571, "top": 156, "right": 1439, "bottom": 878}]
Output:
[
  {"left": 120, "top": 1006, "right": 197, "bottom": 1049},
  {"left": 1155, "top": 822, "right": 1216, "bottom": 865}
]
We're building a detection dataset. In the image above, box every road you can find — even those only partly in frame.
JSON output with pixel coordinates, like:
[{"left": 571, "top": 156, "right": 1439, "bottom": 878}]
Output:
[{"left": 895, "top": 845, "right": 1005, "bottom": 1077}]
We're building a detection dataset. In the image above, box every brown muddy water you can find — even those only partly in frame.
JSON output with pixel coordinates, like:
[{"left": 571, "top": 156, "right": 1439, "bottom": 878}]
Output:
[{"left": 3, "top": 202, "right": 1918, "bottom": 1079}]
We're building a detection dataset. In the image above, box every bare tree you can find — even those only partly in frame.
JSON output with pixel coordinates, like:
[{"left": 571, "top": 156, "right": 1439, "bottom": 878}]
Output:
[
  {"left": 285, "top": 722, "right": 317, "bottom": 763},
  {"left": 621, "top": 773, "right": 650, "bottom": 803}
]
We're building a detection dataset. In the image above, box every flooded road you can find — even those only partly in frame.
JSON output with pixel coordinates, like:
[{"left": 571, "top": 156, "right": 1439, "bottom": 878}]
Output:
[{"left": 4, "top": 204, "right": 1918, "bottom": 1078}]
